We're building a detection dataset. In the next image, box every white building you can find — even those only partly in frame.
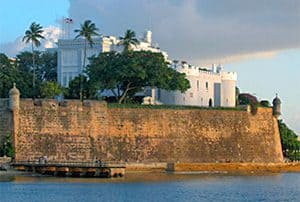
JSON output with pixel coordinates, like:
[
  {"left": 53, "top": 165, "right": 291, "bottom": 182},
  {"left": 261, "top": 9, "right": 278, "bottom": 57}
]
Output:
[
  {"left": 57, "top": 31, "right": 167, "bottom": 87},
  {"left": 56, "top": 31, "right": 237, "bottom": 107},
  {"left": 158, "top": 63, "right": 237, "bottom": 107}
]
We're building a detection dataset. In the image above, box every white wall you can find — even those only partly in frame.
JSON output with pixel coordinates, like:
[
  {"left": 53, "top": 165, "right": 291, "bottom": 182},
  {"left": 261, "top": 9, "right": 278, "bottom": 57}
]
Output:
[{"left": 158, "top": 63, "right": 237, "bottom": 107}]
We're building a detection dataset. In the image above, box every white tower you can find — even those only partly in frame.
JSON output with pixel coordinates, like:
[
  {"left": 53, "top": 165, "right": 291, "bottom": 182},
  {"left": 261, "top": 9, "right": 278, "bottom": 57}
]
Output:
[
  {"left": 221, "top": 72, "right": 237, "bottom": 107},
  {"left": 144, "top": 30, "right": 152, "bottom": 45}
]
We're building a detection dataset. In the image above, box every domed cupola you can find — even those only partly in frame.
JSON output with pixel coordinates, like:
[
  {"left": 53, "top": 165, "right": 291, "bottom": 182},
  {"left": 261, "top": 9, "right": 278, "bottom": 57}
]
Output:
[
  {"left": 9, "top": 83, "right": 20, "bottom": 111},
  {"left": 9, "top": 83, "right": 20, "bottom": 96},
  {"left": 272, "top": 94, "right": 281, "bottom": 119}
]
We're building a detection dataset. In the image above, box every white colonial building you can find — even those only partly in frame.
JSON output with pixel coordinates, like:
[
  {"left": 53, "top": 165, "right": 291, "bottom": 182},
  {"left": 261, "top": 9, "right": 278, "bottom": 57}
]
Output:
[
  {"left": 56, "top": 31, "right": 237, "bottom": 107},
  {"left": 158, "top": 63, "right": 237, "bottom": 107},
  {"left": 57, "top": 31, "right": 167, "bottom": 87}
]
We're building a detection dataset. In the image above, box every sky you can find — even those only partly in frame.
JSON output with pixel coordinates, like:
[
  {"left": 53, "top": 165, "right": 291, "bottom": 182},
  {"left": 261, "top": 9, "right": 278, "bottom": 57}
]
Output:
[{"left": 0, "top": 0, "right": 299, "bottom": 134}]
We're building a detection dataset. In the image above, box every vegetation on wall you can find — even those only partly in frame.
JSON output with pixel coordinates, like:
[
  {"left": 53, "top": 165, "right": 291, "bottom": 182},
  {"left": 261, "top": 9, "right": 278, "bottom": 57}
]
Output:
[
  {"left": 40, "top": 81, "right": 65, "bottom": 98},
  {"left": 0, "top": 134, "right": 14, "bottom": 157},
  {"left": 279, "top": 120, "right": 300, "bottom": 161},
  {"left": 260, "top": 100, "right": 270, "bottom": 107}
]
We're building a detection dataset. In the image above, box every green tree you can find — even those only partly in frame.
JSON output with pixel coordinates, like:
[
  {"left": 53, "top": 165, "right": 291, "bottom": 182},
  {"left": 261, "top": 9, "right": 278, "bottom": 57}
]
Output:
[
  {"left": 22, "top": 22, "right": 45, "bottom": 92},
  {"left": 279, "top": 120, "right": 300, "bottom": 161},
  {"left": 0, "top": 133, "right": 14, "bottom": 157},
  {"left": 238, "top": 93, "right": 258, "bottom": 105},
  {"left": 260, "top": 100, "right": 270, "bottom": 107},
  {"left": 66, "top": 75, "right": 97, "bottom": 99},
  {"left": 74, "top": 20, "right": 100, "bottom": 101},
  {"left": 119, "top": 29, "right": 139, "bottom": 52},
  {"left": 235, "top": 87, "right": 240, "bottom": 105},
  {"left": 40, "top": 81, "right": 64, "bottom": 98},
  {"left": 40, "top": 51, "right": 57, "bottom": 82},
  {"left": 87, "top": 51, "right": 190, "bottom": 103},
  {"left": 16, "top": 50, "right": 57, "bottom": 81},
  {"left": 15, "top": 51, "right": 41, "bottom": 97},
  {"left": 0, "top": 53, "right": 18, "bottom": 97}
]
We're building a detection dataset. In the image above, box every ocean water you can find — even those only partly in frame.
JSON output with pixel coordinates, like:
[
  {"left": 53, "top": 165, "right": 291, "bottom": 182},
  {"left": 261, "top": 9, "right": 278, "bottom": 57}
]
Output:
[{"left": 0, "top": 172, "right": 299, "bottom": 202}]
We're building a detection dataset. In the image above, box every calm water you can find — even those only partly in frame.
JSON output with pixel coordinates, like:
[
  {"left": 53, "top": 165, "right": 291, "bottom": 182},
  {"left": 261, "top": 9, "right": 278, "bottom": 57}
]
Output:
[{"left": 0, "top": 172, "right": 299, "bottom": 202}]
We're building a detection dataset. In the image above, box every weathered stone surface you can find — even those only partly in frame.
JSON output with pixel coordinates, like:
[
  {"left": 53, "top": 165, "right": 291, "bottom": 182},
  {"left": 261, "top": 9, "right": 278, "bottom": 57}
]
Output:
[
  {"left": 0, "top": 99, "right": 12, "bottom": 144},
  {"left": 1, "top": 99, "right": 283, "bottom": 163}
]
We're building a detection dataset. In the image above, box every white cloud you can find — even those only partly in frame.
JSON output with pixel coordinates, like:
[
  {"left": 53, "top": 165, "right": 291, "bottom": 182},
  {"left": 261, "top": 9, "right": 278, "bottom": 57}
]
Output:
[
  {"left": 0, "top": 25, "right": 62, "bottom": 56},
  {"left": 42, "top": 26, "right": 62, "bottom": 48}
]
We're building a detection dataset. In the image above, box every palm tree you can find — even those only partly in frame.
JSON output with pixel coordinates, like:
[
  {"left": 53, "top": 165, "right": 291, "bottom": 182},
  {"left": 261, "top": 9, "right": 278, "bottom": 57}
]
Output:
[
  {"left": 22, "top": 22, "right": 45, "bottom": 92},
  {"left": 74, "top": 20, "right": 100, "bottom": 101},
  {"left": 119, "top": 29, "right": 139, "bottom": 52}
]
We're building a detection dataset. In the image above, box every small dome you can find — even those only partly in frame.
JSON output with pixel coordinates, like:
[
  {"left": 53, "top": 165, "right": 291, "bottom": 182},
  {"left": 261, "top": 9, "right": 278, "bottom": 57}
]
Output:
[
  {"left": 9, "top": 83, "right": 20, "bottom": 95},
  {"left": 272, "top": 94, "right": 281, "bottom": 105}
]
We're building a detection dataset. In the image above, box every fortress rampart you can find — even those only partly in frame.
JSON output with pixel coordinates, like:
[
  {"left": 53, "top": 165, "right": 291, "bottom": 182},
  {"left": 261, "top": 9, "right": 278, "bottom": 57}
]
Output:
[
  {"left": 0, "top": 99, "right": 12, "bottom": 143},
  {"left": 0, "top": 97, "right": 283, "bottom": 163}
]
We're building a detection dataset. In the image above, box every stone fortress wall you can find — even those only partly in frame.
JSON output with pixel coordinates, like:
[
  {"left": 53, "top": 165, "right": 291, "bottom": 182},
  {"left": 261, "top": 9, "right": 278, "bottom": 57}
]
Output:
[
  {"left": 0, "top": 99, "right": 12, "bottom": 143},
  {"left": 0, "top": 96, "right": 283, "bottom": 163}
]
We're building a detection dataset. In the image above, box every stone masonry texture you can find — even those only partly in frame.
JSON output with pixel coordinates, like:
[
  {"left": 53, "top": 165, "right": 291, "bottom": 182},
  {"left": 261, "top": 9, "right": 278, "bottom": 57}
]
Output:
[
  {"left": 2, "top": 99, "right": 283, "bottom": 163},
  {"left": 0, "top": 99, "right": 12, "bottom": 144}
]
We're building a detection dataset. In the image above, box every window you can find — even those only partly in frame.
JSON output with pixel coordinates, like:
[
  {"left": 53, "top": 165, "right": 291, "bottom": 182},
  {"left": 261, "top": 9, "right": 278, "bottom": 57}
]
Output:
[
  {"left": 206, "top": 82, "right": 208, "bottom": 90},
  {"left": 190, "top": 92, "right": 193, "bottom": 98},
  {"left": 197, "top": 80, "right": 199, "bottom": 91}
]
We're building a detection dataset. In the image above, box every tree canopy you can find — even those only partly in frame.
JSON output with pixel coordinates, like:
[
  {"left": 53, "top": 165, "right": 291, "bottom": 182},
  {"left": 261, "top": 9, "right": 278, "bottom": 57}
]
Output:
[
  {"left": 87, "top": 51, "right": 190, "bottom": 103},
  {"left": 74, "top": 20, "right": 100, "bottom": 47},
  {"left": 119, "top": 29, "right": 139, "bottom": 51},
  {"left": 22, "top": 22, "right": 45, "bottom": 90},
  {"left": 22, "top": 22, "right": 45, "bottom": 48},
  {"left": 66, "top": 75, "right": 96, "bottom": 99},
  {"left": 279, "top": 120, "right": 300, "bottom": 161},
  {"left": 40, "top": 81, "right": 65, "bottom": 98},
  {"left": 74, "top": 20, "right": 100, "bottom": 101},
  {"left": 0, "top": 51, "right": 60, "bottom": 98}
]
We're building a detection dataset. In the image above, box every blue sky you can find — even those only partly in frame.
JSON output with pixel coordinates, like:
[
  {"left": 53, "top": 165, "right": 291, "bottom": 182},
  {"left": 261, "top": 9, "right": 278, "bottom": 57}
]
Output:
[
  {"left": 0, "top": 0, "right": 299, "bottom": 134},
  {"left": 0, "top": 0, "right": 69, "bottom": 42}
]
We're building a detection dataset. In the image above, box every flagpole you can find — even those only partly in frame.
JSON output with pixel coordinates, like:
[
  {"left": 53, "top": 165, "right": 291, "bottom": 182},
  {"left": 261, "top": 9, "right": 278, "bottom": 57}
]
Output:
[{"left": 65, "top": 18, "right": 73, "bottom": 39}]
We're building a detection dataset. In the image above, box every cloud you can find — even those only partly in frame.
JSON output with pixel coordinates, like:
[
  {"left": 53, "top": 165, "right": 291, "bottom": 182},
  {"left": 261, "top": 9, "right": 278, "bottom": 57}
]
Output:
[
  {"left": 42, "top": 26, "right": 62, "bottom": 48},
  {"left": 67, "top": 0, "right": 300, "bottom": 65},
  {"left": 0, "top": 26, "right": 62, "bottom": 57},
  {"left": 0, "top": 36, "right": 27, "bottom": 57},
  {"left": 1, "top": 0, "right": 299, "bottom": 64},
  {"left": 194, "top": 50, "right": 279, "bottom": 66}
]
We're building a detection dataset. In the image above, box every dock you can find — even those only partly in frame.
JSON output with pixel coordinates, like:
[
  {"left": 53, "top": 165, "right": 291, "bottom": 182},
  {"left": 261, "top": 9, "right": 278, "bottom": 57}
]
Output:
[{"left": 11, "top": 161, "right": 126, "bottom": 178}]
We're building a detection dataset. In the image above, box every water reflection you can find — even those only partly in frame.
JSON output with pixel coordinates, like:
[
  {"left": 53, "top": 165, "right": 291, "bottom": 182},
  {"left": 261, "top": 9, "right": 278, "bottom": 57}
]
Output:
[{"left": 0, "top": 171, "right": 299, "bottom": 202}]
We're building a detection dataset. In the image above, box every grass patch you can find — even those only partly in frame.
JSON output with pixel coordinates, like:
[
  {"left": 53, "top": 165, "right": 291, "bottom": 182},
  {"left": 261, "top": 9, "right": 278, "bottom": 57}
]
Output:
[{"left": 108, "top": 103, "right": 245, "bottom": 111}]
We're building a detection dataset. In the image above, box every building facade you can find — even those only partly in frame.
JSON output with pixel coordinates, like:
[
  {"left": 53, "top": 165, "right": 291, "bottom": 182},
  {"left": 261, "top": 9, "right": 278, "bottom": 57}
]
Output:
[
  {"left": 56, "top": 31, "right": 237, "bottom": 107},
  {"left": 158, "top": 63, "right": 237, "bottom": 107},
  {"left": 57, "top": 31, "right": 167, "bottom": 87}
]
